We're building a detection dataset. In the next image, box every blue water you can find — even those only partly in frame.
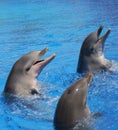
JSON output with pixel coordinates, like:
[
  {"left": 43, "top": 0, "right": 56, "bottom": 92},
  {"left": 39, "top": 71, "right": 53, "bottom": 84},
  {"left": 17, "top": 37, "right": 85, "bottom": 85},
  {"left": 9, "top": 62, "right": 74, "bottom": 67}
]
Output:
[{"left": 0, "top": 0, "right": 118, "bottom": 130}]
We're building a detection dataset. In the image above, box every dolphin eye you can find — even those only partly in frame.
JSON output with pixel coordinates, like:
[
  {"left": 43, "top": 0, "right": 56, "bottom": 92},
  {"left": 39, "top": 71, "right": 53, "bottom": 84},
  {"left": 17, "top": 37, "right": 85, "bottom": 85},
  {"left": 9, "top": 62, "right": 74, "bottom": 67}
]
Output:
[
  {"left": 90, "top": 48, "right": 94, "bottom": 52},
  {"left": 26, "top": 67, "right": 30, "bottom": 71}
]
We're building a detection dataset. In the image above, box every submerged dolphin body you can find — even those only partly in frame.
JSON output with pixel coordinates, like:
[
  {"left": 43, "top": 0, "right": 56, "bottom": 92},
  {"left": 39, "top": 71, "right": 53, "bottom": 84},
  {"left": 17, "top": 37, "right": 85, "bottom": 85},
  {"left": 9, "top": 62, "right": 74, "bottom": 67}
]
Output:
[
  {"left": 77, "top": 25, "right": 112, "bottom": 73},
  {"left": 4, "top": 48, "right": 56, "bottom": 97}
]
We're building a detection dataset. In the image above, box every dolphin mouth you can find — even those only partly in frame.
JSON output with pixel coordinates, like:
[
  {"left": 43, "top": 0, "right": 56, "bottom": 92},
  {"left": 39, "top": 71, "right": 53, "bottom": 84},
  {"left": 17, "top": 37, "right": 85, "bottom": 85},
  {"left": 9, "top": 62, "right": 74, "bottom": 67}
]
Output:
[
  {"left": 97, "top": 25, "right": 103, "bottom": 37},
  {"left": 96, "top": 26, "right": 111, "bottom": 45},
  {"left": 28, "top": 48, "right": 56, "bottom": 78},
  {"left": 96, "top": 26, "right": 111, "bottom": 53},
  {"left": 33, "top": 48, "right": 56, "bottom": 68},
  {"left": 33, "top": 54, "right": 56, "bottom": 66},
  {"left": 33, "top": 60, "right": 44, "bottom": 65}
]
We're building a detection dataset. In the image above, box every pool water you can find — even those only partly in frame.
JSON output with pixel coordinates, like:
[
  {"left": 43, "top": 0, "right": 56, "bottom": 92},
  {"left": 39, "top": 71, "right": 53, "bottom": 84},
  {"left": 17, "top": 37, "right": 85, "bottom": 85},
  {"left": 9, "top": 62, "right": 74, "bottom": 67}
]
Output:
[{"left": 0, "top": 0, "right": 118, "bottom": 130}]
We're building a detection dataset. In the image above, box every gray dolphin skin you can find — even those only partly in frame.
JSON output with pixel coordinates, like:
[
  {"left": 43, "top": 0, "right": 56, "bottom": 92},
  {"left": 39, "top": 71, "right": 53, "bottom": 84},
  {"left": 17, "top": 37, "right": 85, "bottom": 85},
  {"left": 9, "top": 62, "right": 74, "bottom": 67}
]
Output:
[
  {"left": 77, "top": 25, "right": 112, "bottom": 73},
  {"left": 54, "top": 73, "right": 92, "bottom": 130},
  {"left": 4, "top": 48, "right": 56, "bottom": 97}
]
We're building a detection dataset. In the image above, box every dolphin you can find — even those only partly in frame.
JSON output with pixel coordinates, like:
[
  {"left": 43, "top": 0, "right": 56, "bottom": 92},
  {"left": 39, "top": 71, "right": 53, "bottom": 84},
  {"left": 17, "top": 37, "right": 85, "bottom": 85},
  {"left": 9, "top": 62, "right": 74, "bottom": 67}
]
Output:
[
  {"left": 77, "top": 25, "right": 112, "bottom": 73},
  {"left": 4, "top": 48, "right": 56, "bottom": 97},
  {"left": 54, "top": 73, "right": 93, "bottom": 130}
]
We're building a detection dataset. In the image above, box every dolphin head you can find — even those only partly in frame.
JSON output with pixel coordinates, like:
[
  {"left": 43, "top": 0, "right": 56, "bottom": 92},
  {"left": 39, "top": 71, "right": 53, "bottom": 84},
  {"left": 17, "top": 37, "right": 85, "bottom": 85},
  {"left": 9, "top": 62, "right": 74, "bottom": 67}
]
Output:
[
  {"left": 64, "top": 73, "right": 92, "bottom": 109},
  {"left": 13, "top": 48, "right": 56, "bottom": 78},
  {"left": 54, "top": 73, "right": 92, "bottom": 127},
  {"left": 62, "top": 73, "right": 92, "bottom": 111},
  {"left": 4, "top": 48, "right": 56, "bottom": 96},
  {"left": 81, "top": 25, "right": 111, "bottom": 57},
  {"left": 77, "top": 25, "right": 111, "bottom": 73}
]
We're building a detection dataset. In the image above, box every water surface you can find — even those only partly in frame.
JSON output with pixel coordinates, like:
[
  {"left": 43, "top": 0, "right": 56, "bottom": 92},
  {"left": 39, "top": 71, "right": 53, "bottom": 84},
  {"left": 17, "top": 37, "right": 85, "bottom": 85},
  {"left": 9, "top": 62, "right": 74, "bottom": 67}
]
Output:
[{"left": 0, "top": 0, "right": 118, "bottom": 130}]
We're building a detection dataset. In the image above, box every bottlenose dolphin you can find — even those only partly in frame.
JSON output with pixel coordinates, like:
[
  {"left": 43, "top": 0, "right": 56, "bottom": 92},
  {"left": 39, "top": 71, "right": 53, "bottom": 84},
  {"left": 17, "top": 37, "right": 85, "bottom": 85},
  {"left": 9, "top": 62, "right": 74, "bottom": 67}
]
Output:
[
  {"left": 4, "top": 48, "right": 56, "bottom": 97},
  {"left": 77, "top": 25, "right": 112, "bottom": 73},
  {"left": 54, "top": 73, "right": 93, "bottom": 130}
]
